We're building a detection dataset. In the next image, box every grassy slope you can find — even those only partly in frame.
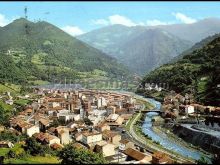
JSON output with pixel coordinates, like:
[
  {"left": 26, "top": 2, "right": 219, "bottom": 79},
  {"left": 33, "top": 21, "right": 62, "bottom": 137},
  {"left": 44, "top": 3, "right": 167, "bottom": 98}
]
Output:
[{"left": 0, "top": 18, "right": 130, "bottom": 85}]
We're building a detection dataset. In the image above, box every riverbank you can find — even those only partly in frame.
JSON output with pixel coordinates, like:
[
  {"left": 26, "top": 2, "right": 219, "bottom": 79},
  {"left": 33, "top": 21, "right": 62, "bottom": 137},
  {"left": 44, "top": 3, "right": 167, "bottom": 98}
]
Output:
[
  {"left": 152, "top": 126, "right": 211, "bottom": 156},
  {"left": 128, "top": 111, "right": 196, "bottom": 163}
]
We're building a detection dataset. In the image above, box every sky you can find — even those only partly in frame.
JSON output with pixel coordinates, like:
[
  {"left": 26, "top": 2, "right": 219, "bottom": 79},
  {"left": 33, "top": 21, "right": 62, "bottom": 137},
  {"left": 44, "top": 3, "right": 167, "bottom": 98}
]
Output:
[{"left": 1, "top": 1, "right": 220, "bottom": 36}]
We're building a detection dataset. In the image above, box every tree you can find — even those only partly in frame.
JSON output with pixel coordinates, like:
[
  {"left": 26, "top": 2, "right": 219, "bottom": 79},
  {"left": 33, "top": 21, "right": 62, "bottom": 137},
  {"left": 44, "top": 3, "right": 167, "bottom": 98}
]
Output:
[
  {"left": 24, "top": 137, "right": 45, "bottom": 156},
  {"left": 197, "top": 156, "right": 209, "bottom": 164},
  {"left": 58, "top": 144, "right": 107, "bottom": 164},
  {"left": 7, "top": 150, "right": 16, "bottom": 159}
]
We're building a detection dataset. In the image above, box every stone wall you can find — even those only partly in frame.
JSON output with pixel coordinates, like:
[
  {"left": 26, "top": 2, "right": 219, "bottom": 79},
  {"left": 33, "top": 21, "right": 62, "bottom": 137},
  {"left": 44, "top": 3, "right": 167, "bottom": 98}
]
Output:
[{"left": 173, "top": 124, "right": 220, "bottom": 154}]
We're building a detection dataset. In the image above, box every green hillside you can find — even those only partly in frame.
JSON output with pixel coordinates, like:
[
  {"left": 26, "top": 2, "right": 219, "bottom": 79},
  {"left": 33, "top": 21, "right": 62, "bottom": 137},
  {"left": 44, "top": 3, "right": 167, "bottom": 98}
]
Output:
[
  {"left": 141, "top": 36, "right": 220, "bottom": 106},
  {"left": 0, "top": 18, "right": 129, "bottom": 85}
]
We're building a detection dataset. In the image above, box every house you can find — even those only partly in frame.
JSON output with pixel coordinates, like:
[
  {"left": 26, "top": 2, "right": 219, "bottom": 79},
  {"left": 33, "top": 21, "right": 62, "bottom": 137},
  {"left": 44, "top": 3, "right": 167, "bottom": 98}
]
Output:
[
  {"left": 106, "top": 106, "right": 116, "bottom": 116},
  {"left": 0, "top": 141, "right": 14, "bottom": 148},
  {"left": 152, "top": 151, "right": 172, "bottom": 164},
  {"left": 39, "top": 118, "right": 51, "bottom": 132},
  {"left": 95, "top": 122, "right": 110, "bottom": 132},
  {"left": 81, "top": 130, "right": 102, "bottom": 147},
  {"left": 50, "top": 143, "right": 64, "bottom": 150},
  {"left": 119, "top": 139, "right": 135, "bottom": 150},
  {"left": 33, "top": 132, "right": 60, "bottom": 146},
  {"left": 105, "top": 114, "right": 124, "bottom": 126},
  {"left": 72, "top": 142, "right": 87, "bottom": 150},
  {"left": 94, "top": 141, "right": 116, "bottom": 157},
  {"left": 124, "top": 148, "right": 152, "bottom": 163},
  {"left": 55, "top": 126, "right": 71, "bottom": 145},
  {"left": 185, "top": 105, "right": 195, "bottom": 114},
  {"left": 26, "top": 125, "right": 40, "bottom": 137},
  {"left": 75, "top": 132, "right": 83, "bottom": 142},
  {"left": 102, "top": 130, "right": 121, "bottom": 147},
  {"left": 57, "top": 112, "right": 75, "bottom": 122}
]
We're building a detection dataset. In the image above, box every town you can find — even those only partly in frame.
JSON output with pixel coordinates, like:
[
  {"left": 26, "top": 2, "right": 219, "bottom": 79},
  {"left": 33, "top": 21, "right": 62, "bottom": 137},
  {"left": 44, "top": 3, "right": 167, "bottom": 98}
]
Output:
[{"left": 0, "top": 88, "right": 170, "bottom": 164}]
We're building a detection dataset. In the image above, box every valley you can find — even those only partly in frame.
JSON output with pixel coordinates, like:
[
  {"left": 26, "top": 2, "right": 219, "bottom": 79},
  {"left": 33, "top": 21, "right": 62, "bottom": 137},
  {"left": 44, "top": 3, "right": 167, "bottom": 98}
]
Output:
[{"left": 0, "top": 2, "right": 220, "bottom": 164}]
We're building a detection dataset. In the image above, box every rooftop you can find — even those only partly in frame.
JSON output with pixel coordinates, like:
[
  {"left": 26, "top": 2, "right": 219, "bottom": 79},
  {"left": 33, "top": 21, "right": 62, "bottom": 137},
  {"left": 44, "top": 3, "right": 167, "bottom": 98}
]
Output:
[{"left": 124, "top": 148, "right": 150, "bottom": 161}]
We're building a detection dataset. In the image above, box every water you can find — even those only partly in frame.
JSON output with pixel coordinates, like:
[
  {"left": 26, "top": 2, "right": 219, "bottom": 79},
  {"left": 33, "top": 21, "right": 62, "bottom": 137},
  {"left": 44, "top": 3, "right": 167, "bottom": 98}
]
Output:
[{"left": 141, "top": 97, "right": 211, "bottom": 161}]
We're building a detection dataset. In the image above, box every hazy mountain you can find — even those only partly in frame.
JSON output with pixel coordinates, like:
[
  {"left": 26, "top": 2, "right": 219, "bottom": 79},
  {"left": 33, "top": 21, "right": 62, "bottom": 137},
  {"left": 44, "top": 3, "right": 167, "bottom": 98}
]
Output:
[
  {"left": 116, "top": 29, "right": 192, "bottom": 74},
  {"left": 78, "top": 24, "right": 147, "bottom": 58},
  {"left": 169, "top": 33, "right": 220, "bottom": 63},
  {"left": 78, "top": 18, "right": 220, "bottom": 75},
  {"left": 0, "top": 18, "right": 129, "bottom": 84},
  {"left": 156, "top": 18, "right": 220, "bottom": 43},
  {"left": 78, "top": 26, "right": 192, "bottom": 75}
]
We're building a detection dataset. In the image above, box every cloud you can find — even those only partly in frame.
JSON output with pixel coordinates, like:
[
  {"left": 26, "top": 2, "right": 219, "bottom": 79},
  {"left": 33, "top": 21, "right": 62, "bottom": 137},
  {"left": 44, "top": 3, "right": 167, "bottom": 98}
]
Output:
[
  {"left": 172, "top": 12, "right": 197, "bottom": 24},
  {"left": 146, "top": 19, "right": 173, "bottom": 26},
  {"left": 0, "top": 14, "right": 10, "bottom": 26},
  {"left": 0, "top": 14, "right": 21, "bottom": 27},
  {"left": 61, "top": 26, "right": 85, "bottom": 36},
  {"left": 91, "top": 15, "right": 174, "bottom": 27},
  {"left": 91, "top": 14, "right": 139, "bottom": 27},
  {"left": 91, "top": 19, "right": 109, "bottom": 26},
  {"left": 108, "top": 15, "right": 137, "bottom": 27}
]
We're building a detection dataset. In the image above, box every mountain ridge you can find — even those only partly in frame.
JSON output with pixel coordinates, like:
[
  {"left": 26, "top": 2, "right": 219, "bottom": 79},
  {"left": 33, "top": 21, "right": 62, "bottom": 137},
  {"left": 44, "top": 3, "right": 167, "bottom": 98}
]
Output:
[{"left": 0, "top": 18, "right": 130, "bottom": 85}]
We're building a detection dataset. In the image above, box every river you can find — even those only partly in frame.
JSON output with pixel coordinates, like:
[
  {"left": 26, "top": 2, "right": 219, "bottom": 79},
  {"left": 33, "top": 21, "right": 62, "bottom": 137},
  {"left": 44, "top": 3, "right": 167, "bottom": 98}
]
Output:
[{"left": 141, "top": 97, "right": 211, "bottom": 162}]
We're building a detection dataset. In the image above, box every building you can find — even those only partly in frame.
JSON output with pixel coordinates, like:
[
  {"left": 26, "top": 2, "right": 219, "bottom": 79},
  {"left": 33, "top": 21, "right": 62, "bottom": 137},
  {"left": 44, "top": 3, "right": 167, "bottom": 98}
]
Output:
[
  {"left": 81, "top": 130, "right": 102, "bottom": 146},
  {"left": 33, "top": 132, "right": 61, "bottom": 146},
  {"left": 105, "top": 114, "right": 124, "bottom": 126},
  {"left": 119, "top": 139, "right": 135, "bottom": 150},
  {"left": 39, "top": 118, "right": 51, "bottom": 132},
  {"left": 95, "top": 122, "right": 110, "bottom": 132},
  {"left": 26, "top": 125, "right": 40, "bottom": 137},
  {"left": 102, "top": 130, "right": 121, "bottom": 147},
  {"left": 0, "top": 141, "right": 14, "bottom": 148},
  {"left": 72, "top": 142, "right": 87, "bottom": 150},
  {"left": 185, "top": 105, "right": 195, "bottom": 114},
  {"left": 124, "top": 148, "right": 152, "bottom": 163},
  {"left": 55, "top": 126, "right": 71, "bottom": 145},
  {"left": 94, "top": 141, "right": 116, "bottom": 157},
  {"left": 152, "top": 151, "right": 172, "bottom": 164}
]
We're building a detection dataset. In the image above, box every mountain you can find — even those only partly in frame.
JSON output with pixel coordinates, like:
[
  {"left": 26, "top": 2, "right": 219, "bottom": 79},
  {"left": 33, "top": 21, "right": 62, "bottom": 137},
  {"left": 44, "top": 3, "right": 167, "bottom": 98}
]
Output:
[
  {"left": 78, "top": 24, "right": 147, "bottom": 59},
  {"left": 156, "top": 18, "right": 220, "bottom": 43},
  {"left": 78, "top": 18, "right": 220, "bottom": 75},
  {"left": 141, "top": 35, "right": 220, "bottom": 106},
  {"left": 116, "top": 29, "right": 191, "bottom": 74},
  {"left": 169, "top": 33, "right": 220, "bottom": 63},
  {"left": 0, "top": 18, "right": 130, "bottom": 85},
  {"left": 78, "top": 25, "right": 192, "bottom": 75}
]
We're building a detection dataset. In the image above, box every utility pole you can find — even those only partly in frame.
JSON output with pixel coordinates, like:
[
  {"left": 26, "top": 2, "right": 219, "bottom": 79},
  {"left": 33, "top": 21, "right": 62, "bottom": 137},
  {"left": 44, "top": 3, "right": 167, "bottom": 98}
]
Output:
[{"left": 24, "top": 6, "right": 28, "bottom": 19}]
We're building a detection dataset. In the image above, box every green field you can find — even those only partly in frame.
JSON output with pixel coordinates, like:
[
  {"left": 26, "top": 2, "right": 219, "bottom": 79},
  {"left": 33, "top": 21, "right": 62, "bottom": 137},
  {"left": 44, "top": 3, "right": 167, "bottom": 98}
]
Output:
[
  {"left": 0, "top": 84, "right": 21, "bottom": 95},
  {"left": 0, "top": 143, "right": 60, "bottom": 164},
  {"left": 5, "top": 155, "right": 61, "bottom": 164}
]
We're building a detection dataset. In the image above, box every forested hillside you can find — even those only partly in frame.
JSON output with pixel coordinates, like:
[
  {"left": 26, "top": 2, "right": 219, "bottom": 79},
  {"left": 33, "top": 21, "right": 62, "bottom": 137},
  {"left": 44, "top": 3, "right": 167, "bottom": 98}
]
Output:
[
  {"left": 141, "top": 36, "right": 220, "bottom": 106},
  {"left": 0, "top": 18, "right": 129, "bottom": 85}
]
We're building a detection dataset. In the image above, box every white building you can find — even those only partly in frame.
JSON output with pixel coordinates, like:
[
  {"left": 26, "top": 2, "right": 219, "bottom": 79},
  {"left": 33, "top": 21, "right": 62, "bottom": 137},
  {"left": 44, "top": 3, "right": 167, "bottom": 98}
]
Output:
[
  {"left": 81, "top": 130, "right": 102, "bottom": 145},
  {"left": 185, "top": 105, "right": 195, "bottom": 114},
  {"left": 26, "top": 125, "right": 40, "bottom": 137}
]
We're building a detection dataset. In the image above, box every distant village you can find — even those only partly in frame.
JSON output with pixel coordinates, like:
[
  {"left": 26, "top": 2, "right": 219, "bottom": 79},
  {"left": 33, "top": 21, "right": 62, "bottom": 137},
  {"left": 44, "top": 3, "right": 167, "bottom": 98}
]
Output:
[
  {"left": 0, "top": 88, "right": 171, "bottom": 164},
  {"left": 162, "top": 90, "right": 220, "bottom": 120}
]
